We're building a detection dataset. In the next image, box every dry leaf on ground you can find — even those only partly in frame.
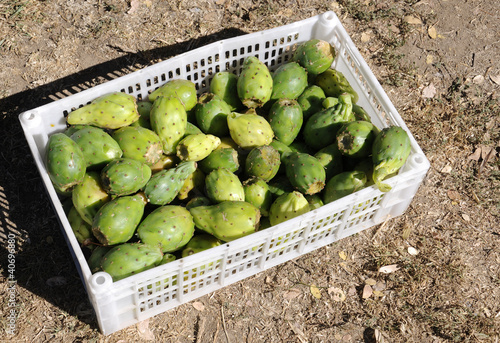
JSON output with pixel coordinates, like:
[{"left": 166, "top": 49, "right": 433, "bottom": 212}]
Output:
[
  {"left": 404, "top": 15, "right": 422, "bottom": 25},
  {"left": 310, "top": 284, "right": 321, "bottom": 299},
  {"left": 379, "top": 264, "right": 400, "bottom": 274},
  {"left": 339, "top": 251, "right": 347, "bottom": 260},
  {"left": 422, "top": 83, "right": 437, "bottom": 98},
  {"left": 428, "top": 26, "right": 437, "bottom": 39},
  {"left": 362, "top": 284, "right": 373, "bottom": 299},
  {"left": 192, "top": 301, "right": 205, "bottom": 311},
  {"left": 365, "top": 278, "right": 377, "bottom": 286},
  {"left": 468, "top": 148, "right": 482, "bottom": 161}
]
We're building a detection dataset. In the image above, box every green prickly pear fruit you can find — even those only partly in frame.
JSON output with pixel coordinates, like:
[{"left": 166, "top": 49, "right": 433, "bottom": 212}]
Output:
[
  {"left": 194, "top": 93, "right": 232, "bottom": 137},
  {"left": 159, "top": 254, "right": 177, "bottom": 265},
  {"left": 189, "top": 201, "right": 260, "bottom": 242},
  {"left": 150, "top": 96, "right": 188, "bottom": 155},
  {"left": 70, "top": 126, "right": 123, "bottom": 170},
  {"left": 372, "top": 126, "right": 411, "bottom": 192},
  {"left": 100, "top": 158, "right": 151, "bottom": 197},
  {"left": 270, "top": 62, "right": 308, "bottom": 101},
  {"left": 282, "top": 152, "right": 326, "bottom": 195},
  {"left": 72, "top": 171, "right": 110, "bottom": 225},
  {"left": 288, "top": 140, "right": 314, "bottom": 155},
  {"left": 322, "top": 97, "right": 339, "bottom": 109},
  {"left": 68, "top": 206, "right": 96, "bottom": 247},
  {"left": 314, "top": 143, "right": 344, "bottom": 180},
  {"left": 269, "top": 139, "right": 292, "bottom": 175},
  {"left": 227, "top": 112, "right": 274, "bottom": 149},
  {"left": 185, "top": 121, "right": 203, "bottom": 136},
  {"left": 353, "top": 104, "right": 371, "bottom": 122},
  {"left": 217, "top": 136, "right": 239, "bottom": 150},
  {"left": 46, "top": 133, "right": 86, "bottom": 193},
  {"left": 316, "top": 69, "right": 359, "bottom": 103},
  {"left": 64, "top": 125, "right": 91, "bottom": 137},
  {"left": 269, "top": 140, "right": 293, "bottom": 157},
  {"left": 88, "top": 246, "right": 112, "bottom": 273},
  {"left": 137, "top": 205, "right": 195, "bottom": 253},
  {"left": 149, "top": 79, "right": 198, "bottom": 111},
  {"left": 267, "top": 174, "right": 294, "bottom": 199},
  {"left": 143, "top": 161, "right": 197, "bottom": 205},
  {"left": 297, "top": 85, "right": 326, "bottom": 121},
  {"left": 302, "top": 93, "right": 355, "bottom": 150},
  {"left": 198, "top": 147, "right": 240, "bottom": 174},
  {"left": 150, "top": 154, "right": 179, "bottom": 174},
  {"left": 101, "top": 242, "right": 163, "bottom": 282},
  {"left": 210, "top": 71, "right": 244, "bottom": 111},
  {"left": 205, "top": 168, "right": 245, "bottom": 203},
  {"left": 185, "top": 196, "right": 212, "bottom": 210},
  {"left": 92, "top": 193, "right": 148, "bottom": 246},
  {"left": 244, "top": 145, "right": 281, "bottom": 182},
  {"left": 131, "top": 101, "right": 153, "bottom": 129},
  {"left": 353, "top": 158, "right": 375, "bottom": 186},
  {"left": 337, "top": 120, "right": 379, "bottom": 158},
  {"left": 181, "top": 234, "right": 222, "bottom": 257},
  {"left": 176, "top": 133, "right": 221, "bottom": 162},
  {"left": 243, "top": 177, "right": 273, "bottom": 217},
  {"left": 269, "top": 191, "right": 310, "bottom": 226},
  {"left": 292, "top": 39, "right": 336, "bottom": 75},
  {"left": 323, "top": 170, "right": 367, "bottom": 203},
  {"left": 67, "top": 92, "right": 139, "bottom": 129},
  {"left": 177, "top": 168, "right": 205, "bottom": 200},
  {"left": 305, "top": 194, "right": 324, "bottom": 210},
  {"left": 112, "top": 126, "right": 163, "bottom": 166},
  {"left": 237, "top": 56, "right": 273, "bottom": 108},
  {"left": 268, "top": 98, "right": 303, "bottom": 146}
]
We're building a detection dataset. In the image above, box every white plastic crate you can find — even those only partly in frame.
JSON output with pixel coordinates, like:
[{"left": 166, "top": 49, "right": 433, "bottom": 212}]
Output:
[{"left": 18, "top": 11, "right": 430, "bottom": 335}]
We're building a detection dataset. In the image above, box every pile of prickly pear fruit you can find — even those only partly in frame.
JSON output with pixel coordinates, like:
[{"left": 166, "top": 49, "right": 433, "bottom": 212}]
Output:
[{"left": 46, "top": 38, "right": 412, "bottom": 282}]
